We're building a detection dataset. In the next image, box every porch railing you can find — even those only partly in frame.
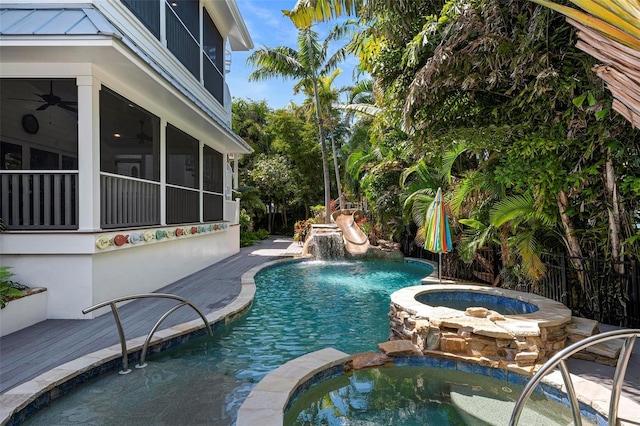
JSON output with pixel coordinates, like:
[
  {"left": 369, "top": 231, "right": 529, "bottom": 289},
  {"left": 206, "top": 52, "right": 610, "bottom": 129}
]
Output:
[
  {"left": 2, "top": 172, "right": 230, "bottom": 231},
  {"left": 101, "top": 173, "right": 160, "bottom": 229},
  {"left": 0, "top": 171, "right": 78, "bottom": 230}
]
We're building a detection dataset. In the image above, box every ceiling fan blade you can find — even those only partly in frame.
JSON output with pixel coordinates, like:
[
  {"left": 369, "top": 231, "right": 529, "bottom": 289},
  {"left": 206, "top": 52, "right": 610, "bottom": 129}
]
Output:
[
  {"left": 8, "top": 97, "right": 44, "bottom": 102},
  {"left": 58, "top": 103, "right": 78, "bottom": 113},
  {"left": 59, "top": 100, "right": 78, "bottom": 106},
  {"left": 36, "top": 104, "right": 49, "bottom": 111}
]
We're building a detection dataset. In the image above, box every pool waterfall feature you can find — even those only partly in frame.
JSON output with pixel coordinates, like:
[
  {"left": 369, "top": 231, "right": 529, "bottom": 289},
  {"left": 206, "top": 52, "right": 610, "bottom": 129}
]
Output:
[
  {"left": 302, "top": 221, "right": 403, "bottom": 261},
  {"left": 302, "top": 224, "right": 345, "bottom": 259},
  {"left": 388, "top": 284, "right": 574, "bottom": 371}
]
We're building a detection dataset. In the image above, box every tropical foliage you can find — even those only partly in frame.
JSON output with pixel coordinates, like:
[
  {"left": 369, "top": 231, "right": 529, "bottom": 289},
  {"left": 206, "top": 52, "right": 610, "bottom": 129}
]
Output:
[{"left": 233, "top": 0, "right": 640, "bottom": 324}]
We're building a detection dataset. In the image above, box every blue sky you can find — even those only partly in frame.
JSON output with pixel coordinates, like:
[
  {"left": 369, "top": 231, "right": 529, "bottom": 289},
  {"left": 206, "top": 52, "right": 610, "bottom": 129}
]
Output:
[{"left": 227, "top": 0, "right": 360, "bottom": 110}]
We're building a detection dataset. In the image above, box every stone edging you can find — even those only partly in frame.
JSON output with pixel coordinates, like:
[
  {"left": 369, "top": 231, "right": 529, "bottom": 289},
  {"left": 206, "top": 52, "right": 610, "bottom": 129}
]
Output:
[
  {"left": 392, "top": 284, "right": 572, "bottom": 328},
  {"left": 236, "top": 348, "right": 351, "bottom": 426},
  {"left": 237, "top": 350, "right": 639, "bottom": 425}
]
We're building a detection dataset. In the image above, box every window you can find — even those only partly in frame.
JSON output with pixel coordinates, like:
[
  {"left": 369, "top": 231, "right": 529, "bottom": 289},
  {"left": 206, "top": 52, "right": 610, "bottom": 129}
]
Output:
[
  {"left": 166, "top": 124, "right": 200, "bottom": 224},
  {"left": 203, "top": 145, "right": 223, "bottom": 193},
  {"left": 203, "top": 8, "right": 224, "bottom": 104},
  {"left": 203, "top": 145, "right": 223, "bottom": 221},
  {"left": 1, "top": 142, "right": 22, "bottom": 170},
  {"left": 166, "top": 124, "right": 199, "bottom": 189},
  {"left": 203, "top": 8, "right": 223, "bottom": 72},
  {"left": 30, "top": 148, "right": 59, "bottom": 170},
  {"left": 166, "top": 0, "right": 200, "bottom": 79},
  {"left": 0, "top": 78, "right": 78, "bottom": 171},
  {"left": 100, "top": 87, "right": 160, "bottom": 181},
  {"left": 122, "top": 0, "right": 160, "bottom": 39}
]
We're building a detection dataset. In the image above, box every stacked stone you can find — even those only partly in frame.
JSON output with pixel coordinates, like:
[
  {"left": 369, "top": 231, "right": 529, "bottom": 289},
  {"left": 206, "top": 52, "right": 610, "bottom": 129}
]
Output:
[{"left": 387, "top": 301, "right": 573, "bottom": 372}]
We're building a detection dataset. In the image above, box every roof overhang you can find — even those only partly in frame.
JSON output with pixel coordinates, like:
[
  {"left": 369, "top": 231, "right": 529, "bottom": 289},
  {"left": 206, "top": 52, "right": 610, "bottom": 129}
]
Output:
[{"left": 204, "top": 0, "right": 253, "bottom": 51}]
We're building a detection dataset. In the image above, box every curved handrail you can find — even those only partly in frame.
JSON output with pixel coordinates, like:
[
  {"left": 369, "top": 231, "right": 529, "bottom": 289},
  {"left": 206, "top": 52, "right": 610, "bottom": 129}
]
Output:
[
  {"left": 83, "top": 293, "right": 213, "bottom": 374},
  {"left": 509, "top": 328, "right": 640, "bottom": 426}
]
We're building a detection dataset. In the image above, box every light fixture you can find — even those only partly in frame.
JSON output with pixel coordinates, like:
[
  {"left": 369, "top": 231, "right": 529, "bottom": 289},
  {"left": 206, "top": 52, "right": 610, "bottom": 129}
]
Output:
[
  {"left": 171, "top": 2, "right": 178, "bottom": 6},
  {"left": 113, "top": 133, "right": 121, "bottom": 138}
]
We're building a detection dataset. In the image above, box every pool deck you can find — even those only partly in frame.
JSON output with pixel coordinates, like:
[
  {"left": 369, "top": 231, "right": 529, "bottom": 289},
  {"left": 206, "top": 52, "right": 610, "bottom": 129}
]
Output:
[
  {"left": 0, "top": 237, "right": 302, "bottom": 395},
  {"left": 1, "top": 236, "right": 639, "bottom": 423}
]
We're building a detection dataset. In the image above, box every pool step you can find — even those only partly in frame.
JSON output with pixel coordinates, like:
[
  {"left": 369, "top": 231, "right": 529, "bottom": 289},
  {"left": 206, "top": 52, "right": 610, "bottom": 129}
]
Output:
[{"left": 567, "top": 317, "right": 623, "bottom": 366}]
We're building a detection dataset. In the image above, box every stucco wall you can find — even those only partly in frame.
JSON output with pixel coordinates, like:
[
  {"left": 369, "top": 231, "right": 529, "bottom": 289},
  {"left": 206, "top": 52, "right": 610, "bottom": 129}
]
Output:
[{"left": 1, "top": 225, "right": 240, "bottom": 319}]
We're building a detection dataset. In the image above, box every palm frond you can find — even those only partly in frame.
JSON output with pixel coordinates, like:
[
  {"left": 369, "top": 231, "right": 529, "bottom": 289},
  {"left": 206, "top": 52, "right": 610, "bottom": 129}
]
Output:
[
  {"left": 489, "top": 193, "right": 535, "bottom": 228},
  {"left": 513, "top": 231, "right": 546, "bottom": 280},
  {"left": 336, "top": 103, "right": 381, "bottom": 117},
  {"left": 530, "top": 0, "right": 640, "bottom": 50},
  {"left": 284, "top": 0, "right": 362, "bottom": 29}
]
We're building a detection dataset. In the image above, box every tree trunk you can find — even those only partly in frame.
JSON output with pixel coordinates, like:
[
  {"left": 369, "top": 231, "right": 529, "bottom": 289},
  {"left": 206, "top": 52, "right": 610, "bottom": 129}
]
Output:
[
  {"left": 282, "top": 200, "right": 288, "bottom": 229},
  {"left": 327, "top": 106, "right": 344, "bottom": 210},
  {"left": 306, "top": 31, "right": 332, "bottom": 224},
  {"left": 556, "top": 189, "right": 589, "bottom": 293},
  {"left": 604, "top": 152, "right": 625, "bottom": 275}
]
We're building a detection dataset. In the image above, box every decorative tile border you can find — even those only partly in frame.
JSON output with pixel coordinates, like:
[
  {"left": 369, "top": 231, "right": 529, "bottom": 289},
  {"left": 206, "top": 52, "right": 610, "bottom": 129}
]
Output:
[{"left": 95, "top": 223, "right": 228, "bottom": 250}]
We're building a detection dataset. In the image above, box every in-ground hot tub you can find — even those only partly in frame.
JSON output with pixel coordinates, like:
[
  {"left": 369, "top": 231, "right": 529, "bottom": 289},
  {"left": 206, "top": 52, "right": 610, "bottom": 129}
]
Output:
[
  {"left": 389, "top": 284, "right": 573, "bottom": 369},
  {"left": 415, "top": 290, "right": 539, "bottom": 315}
]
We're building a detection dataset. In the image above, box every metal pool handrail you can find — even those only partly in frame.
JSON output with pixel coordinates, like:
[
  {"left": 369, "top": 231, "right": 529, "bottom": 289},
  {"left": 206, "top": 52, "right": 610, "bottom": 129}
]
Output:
[
  {"left": 509, "top": 328, "right": 640, "bottom": 426},
  {"left": 83, "top": 293, "right": 213, "bottom": 374}
]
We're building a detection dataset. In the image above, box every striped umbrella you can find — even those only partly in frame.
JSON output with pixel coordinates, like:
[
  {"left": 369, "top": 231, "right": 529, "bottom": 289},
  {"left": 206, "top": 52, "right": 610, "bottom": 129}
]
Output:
[{"left": 424, "top": 187, "right": 452, "bottom": 283}]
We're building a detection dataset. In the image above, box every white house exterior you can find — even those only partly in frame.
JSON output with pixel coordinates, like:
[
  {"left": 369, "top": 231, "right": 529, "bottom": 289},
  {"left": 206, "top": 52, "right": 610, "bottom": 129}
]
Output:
[{"left": 0, "top": 0, "right": 253, "bottom": 324}]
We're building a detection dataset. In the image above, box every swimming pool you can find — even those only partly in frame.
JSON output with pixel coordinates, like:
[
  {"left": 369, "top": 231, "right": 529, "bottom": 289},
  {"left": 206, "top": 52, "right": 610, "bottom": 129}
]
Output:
[{"left": 21, "top": 259, "right": 434, "bottom": 425}]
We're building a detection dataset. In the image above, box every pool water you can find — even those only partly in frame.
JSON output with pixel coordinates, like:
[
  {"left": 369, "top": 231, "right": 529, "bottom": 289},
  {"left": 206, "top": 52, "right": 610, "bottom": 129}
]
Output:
[
  {"left": 285, "top": 366, "right": 591, "bottom": 426},
  {"left": 23, "top": 260, "right": 433, "bottom": 425},
  {"left": 415, "top": 291, "right": 539, "bottom": 315}
]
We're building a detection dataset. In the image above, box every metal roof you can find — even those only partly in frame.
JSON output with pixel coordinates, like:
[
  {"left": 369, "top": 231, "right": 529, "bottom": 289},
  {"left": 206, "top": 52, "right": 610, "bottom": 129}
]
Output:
[{"left": 0, "top": 6, "right": 120, "bottom": 37}]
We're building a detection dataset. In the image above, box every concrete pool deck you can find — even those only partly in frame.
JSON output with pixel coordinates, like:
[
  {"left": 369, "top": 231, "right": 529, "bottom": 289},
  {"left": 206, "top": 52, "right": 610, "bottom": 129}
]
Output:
[{"left": 0, "top": 236, "right": 639, "bottom": 424}]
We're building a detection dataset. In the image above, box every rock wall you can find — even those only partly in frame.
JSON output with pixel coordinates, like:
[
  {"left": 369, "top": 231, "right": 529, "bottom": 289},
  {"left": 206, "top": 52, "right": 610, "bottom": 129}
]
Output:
[{"left": 388, "top": 302, "right": 570, "bottom": 372}]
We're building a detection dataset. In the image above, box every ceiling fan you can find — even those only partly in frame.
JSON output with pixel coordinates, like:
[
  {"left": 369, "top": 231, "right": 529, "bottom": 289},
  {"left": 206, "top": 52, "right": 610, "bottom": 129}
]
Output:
[
  {"left": 10, "top": 80, "right": 78, "bottom": 113},
  {"left": 135, "top": 121, "right": 153, "bottom": 144},
  {"left": 120, "top": 120, "right": 153, "bottom": 144}
]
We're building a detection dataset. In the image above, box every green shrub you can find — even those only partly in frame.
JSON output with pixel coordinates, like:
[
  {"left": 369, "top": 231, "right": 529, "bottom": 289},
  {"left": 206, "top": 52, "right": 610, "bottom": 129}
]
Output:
[
  {"left": 0, "top": 266, "right": 27, "bottom": 309},
  {"left": 255, "top": 229, "right": 269, "bottom": 240}
]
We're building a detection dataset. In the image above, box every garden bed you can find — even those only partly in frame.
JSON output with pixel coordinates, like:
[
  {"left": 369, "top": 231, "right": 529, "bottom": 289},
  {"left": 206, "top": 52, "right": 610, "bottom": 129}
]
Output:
[{"left": 0, "top": 288, "right": 47, "bottom": 337}]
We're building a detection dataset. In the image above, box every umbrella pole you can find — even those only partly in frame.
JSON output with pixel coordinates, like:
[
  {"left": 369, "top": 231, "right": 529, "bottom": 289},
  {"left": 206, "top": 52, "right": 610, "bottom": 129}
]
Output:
[{"left": 438, "top": 252, "right": 442, "bottom": 284}]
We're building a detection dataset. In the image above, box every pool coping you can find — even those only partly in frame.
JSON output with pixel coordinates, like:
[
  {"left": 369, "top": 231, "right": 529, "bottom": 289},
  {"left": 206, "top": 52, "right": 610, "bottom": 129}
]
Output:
[
  {"left": 237, "top": 349, "right": 640, "bottom": 425},
  {"left": 392, "top": 283, "right": 573, "bottom": 328}
]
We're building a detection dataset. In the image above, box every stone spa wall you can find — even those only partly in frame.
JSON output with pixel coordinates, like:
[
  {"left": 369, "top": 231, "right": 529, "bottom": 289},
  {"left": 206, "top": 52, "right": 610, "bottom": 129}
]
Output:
[{"left": 388, "top": 285, "right": 574, "bottom": 373}]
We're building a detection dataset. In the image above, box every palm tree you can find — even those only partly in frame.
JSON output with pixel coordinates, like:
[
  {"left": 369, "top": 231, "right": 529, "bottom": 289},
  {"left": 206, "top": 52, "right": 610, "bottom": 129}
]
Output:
[
  {"left": 296, "top": 69, "right": 347, "bottom": 209},
  {"left": 247, "top": 26, "right": 344, "bottom": 223}
]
